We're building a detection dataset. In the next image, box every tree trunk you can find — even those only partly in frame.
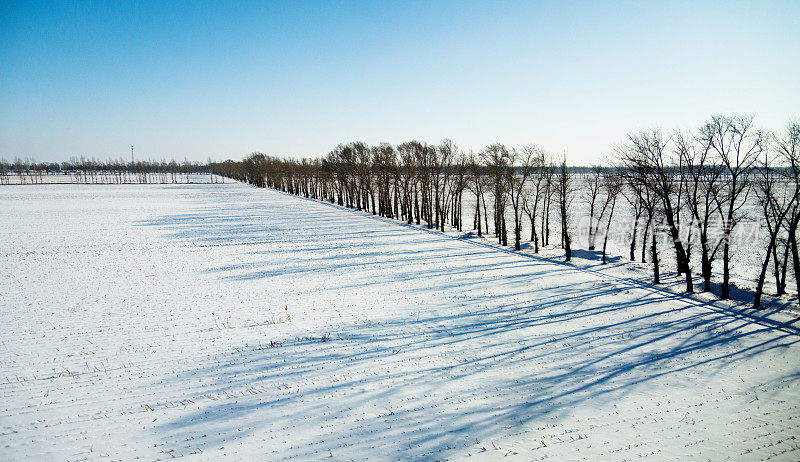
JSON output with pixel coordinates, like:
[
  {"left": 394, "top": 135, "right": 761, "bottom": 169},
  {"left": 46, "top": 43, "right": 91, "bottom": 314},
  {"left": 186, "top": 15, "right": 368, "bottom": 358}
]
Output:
[
  {"left": 475, "top": 194, "right": 482, "bottom": 237},
  {"left": 501, "top": 215, "right": 508, "bottom": 247},
  {"left": 588, "top": 201, "right": 596, "bottom": 251},
  {"left": 772, "top": 241, "right": 785, "bottom": 296},
  {"left": 664, "top": 203, "right": 692, "bottom": 292},
  {"left": 754, "top": 239, "right": 776, "bottom": 309},
  {"left": 629, "top": 218, "right": 638, "bottom": 261},
  {"left": 641, "top": 216, "right": 651, "bottom": 263},
  {"left": 791, "top": 225, "right": 800, "bottom": 296},
  {"left": 544, "top": 195, "right": 551, "bottom": 246},
  {"left": 482, "top": 193, "right": 489, "bottom": 236},
  {"left": 602, "top": 197, "right": 616, "bottom": 264},
  {"left": 652, "top": 230, "right": 660, "bottom": 284},
  {"left": 721, "top": 242, "right": 730, "bottom": 299},
  {"left": 701, "top": 243, "right": 711, "bottom": 293}
]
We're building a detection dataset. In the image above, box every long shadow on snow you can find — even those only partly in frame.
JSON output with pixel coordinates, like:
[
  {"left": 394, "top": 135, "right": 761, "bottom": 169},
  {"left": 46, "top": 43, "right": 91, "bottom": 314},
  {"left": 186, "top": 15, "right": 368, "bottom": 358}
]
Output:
[
  {"left": 151, "top": 287, "right": 799, "bottom": 458},
  {"left": 136, "top": 187, "right": 800, "bottom": 458}
]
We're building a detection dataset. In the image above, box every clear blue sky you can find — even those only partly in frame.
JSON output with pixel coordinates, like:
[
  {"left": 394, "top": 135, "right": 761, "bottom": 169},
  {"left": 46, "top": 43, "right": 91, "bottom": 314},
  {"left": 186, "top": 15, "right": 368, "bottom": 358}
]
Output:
[{"left": 1, "top": 0, "right": 798, "bottom": 164}]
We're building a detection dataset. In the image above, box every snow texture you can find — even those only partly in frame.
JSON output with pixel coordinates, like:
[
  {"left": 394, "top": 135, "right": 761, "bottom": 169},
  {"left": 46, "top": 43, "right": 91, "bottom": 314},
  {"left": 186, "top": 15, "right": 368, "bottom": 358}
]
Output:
[{"left": 2, "top": 183, "right": 799, "bottom": 460}]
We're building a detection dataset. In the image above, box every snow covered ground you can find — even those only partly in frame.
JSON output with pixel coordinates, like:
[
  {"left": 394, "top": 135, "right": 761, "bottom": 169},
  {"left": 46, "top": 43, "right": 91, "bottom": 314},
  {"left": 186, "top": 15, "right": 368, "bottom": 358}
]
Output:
[{"left": 2, "top": 183, "right": 799, "bottom": 460}]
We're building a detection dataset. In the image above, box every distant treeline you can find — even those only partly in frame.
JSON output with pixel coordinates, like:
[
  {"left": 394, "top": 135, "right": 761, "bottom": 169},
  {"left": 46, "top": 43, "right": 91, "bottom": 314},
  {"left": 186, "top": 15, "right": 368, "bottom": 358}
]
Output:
[
  {"left": 212, "top": 115, "right": 800, "bottom": 309},
  {"left": 0, "top": 157, "right": 216, "bottom": 184}
]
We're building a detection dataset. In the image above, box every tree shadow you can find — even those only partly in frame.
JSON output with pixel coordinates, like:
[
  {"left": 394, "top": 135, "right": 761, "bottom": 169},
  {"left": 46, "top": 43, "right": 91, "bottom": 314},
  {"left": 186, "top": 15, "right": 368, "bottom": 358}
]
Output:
[
  {"left": 133, "top": 188, "right": 800, "bottom": 459},
  {"left": 150, "top": 287, "right": 800, "bottom": 458},
  {"left": 570, "top": 248, "right": 621, "bottom": 263}
]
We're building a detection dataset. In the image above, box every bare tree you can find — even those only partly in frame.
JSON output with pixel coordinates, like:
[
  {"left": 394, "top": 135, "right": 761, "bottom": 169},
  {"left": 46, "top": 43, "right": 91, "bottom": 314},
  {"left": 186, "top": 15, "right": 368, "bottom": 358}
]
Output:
[
  {"left": 523, "top": 149, "right": 548, "bottom": 253},
  {"left": 622, "top": 164, "right": 662, "bottom": 281},
  {"left": 585, "top": 166, "right": 603, "bottom": 250},
  {"left": 586, "top": 166, "right": 617, "bottom": 254},
  {"left": 618, "top": 130, "right": 692, "bottom": 290},
  {"left": 600, "top": 174, "right": 623, "bottom": 264},
  {"left": 449, "top": 153, "right": 469, "bottom": 231},
  {"left": 397, "top": 142, "right": 418, "bottom": 224},
  {"left": 411, "top": 142, "right": 435, "bottom": 228},
  {"left": 556, "top": 156, "right": 573, "bottom": 261},
  {"left": 776, "top": 123, "right": 800, "bottom": 295},
  {"left": 372, "top": 143, "right": 396, "bottom": 218},
  {"left": 482, "top": 144, "right": 511, "bottom": 246},
  {"left": 753, "top": 151, "right": 797, "bottom": 308},
  {"left": 621, "top": 182, "right": 645, "bottom": 261},
  {"left": 466, "top": 151, "right": 486, "bottom": 236},
  {"left": 677, "top": 129, "right": 723, "bottom": 292},
  {"left": 542, "top": 161, "right": 556, "bottom": 246},
  {"left": 351, "top": 142, "right": 375, "bottom": 213},
  {"left": 434, "top": 139, "right": 457, "bottom": 231},
  {"left": 703, "top": 115, "right": 764, "bottom": 299},
  {"left": 507, "top": 145, "right": 538, "bottom": 250}
]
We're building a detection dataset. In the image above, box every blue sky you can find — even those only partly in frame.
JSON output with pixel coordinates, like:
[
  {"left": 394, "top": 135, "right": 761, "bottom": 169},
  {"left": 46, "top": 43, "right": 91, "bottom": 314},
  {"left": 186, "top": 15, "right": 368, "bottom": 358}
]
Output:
[{"left": 1, "top": 1, "right": 798, "bottom": 163}]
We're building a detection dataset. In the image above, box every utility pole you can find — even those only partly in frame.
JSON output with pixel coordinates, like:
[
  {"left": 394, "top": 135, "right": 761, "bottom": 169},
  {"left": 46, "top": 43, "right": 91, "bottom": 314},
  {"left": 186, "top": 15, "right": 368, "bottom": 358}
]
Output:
[{"left": 131, "top": 145, "right": 134, "bottom": 164}]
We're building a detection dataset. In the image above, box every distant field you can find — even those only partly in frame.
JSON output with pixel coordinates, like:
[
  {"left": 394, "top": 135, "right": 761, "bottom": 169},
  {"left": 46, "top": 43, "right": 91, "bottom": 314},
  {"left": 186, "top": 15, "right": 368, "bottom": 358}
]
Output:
[{"left": 1, "top": 183, "right": 798, "bottom": 460}]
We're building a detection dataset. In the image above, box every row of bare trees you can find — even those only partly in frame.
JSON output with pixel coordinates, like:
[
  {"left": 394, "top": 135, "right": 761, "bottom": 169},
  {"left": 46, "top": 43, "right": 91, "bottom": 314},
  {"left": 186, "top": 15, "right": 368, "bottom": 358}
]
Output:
[
  {"left": 215, "top": 140, "right": 575, "bottom": 256},
  {"left": 216, "top": 115, "right": 798, "bottom": 309},
  {"left": 0, "top": 157, "right": 214, "bottom": 184},
  {"left": 617, "top": 115, "right": 800, "bottom": 307}
]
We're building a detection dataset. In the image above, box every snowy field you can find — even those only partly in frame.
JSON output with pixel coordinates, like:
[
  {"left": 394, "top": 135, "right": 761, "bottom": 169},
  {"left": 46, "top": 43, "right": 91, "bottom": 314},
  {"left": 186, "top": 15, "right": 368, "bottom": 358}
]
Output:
[{"left": 2, "top": 183, "right": 799, "bottom": 460}]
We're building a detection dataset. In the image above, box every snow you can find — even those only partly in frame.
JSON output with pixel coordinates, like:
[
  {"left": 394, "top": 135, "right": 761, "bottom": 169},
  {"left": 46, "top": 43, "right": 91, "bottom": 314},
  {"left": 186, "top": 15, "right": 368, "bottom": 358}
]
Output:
[{"left": 2, "top": 183, "right": 799, "bottom": 460}]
